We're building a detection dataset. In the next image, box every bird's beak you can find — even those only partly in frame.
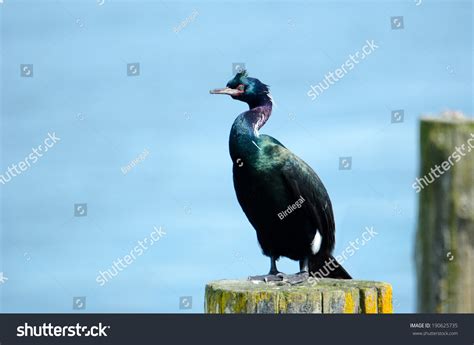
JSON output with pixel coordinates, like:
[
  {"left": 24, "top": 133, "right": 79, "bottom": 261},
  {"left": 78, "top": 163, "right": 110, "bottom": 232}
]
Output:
[{"left": 209, "top": 87, "right": 243, "bottom": 96}]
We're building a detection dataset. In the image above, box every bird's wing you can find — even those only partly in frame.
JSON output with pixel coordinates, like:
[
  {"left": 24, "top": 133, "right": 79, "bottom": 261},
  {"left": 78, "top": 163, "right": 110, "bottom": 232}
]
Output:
[
  {"left": 278, "top": 146, "right": 336, "bottom": 251},
  {"left": 259, "top": 134, "right": 336, "bottom": 250}
]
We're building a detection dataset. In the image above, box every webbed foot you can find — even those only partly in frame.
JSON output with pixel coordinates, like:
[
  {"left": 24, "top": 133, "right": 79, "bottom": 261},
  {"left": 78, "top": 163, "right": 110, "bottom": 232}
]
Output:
[
  {"left": 280, "top": 271, "right": 309, "bottom": 285},
  {"left": 248, "top": 272, "right": 284, "bottom": 283}
]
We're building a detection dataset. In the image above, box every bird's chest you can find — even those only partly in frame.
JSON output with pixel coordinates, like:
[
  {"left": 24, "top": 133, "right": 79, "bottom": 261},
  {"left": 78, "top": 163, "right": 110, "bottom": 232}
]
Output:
[
  {"left": 230, "top": 135, "right": 289, "bottom": 223},
  {"left": 232, "top": 161, "right": 287, "bottom": 219},
  {"left": 233, "top": 165, "right": 270, "bottom": 199}
]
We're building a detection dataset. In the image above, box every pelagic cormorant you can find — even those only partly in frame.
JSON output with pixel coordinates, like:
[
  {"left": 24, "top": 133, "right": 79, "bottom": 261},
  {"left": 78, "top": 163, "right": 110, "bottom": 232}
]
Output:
[{"left": 210, "top": 70, "right": 351, "bottom": 283}]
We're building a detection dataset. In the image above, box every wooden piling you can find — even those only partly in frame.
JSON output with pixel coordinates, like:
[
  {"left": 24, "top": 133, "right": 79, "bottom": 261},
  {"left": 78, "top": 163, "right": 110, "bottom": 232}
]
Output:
[
  {"left": 205, "top": 278, "right": 393, "bottom": 314},
  {"left": 416, "top": 112, "right": 474, "bottom": 312}
]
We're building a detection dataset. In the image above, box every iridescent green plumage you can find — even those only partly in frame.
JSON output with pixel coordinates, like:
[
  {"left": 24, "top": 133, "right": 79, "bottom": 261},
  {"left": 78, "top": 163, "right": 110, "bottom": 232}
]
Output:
[{"left": 211, "top": 71, "right": 351, "bottom": 282}]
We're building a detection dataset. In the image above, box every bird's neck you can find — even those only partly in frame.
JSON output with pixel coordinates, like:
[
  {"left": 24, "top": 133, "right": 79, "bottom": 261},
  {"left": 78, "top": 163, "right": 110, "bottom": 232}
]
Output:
[
  {"left": 234, "top": 98, "right": 273, "bottom": 137},
  {"left": 229, "top": 98, "right": 272, "bottom": 162},
  {"left": 247, "top": 93, "right": 274, "bottom": 110}
]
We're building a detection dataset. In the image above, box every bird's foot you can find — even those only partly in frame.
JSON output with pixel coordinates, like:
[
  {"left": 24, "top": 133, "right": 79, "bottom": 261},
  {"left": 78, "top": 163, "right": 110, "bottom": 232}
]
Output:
[
  {"left": 279, "top": 271, "right": 309, "bottom": 285},
  {"left": 248, "top": 273, "right": 283, "bottom": 283}
]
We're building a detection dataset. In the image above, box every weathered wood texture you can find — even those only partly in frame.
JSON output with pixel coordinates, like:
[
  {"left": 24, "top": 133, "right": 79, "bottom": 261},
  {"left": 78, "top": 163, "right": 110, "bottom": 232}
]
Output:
[
  {"left": 205, "top": 279, "right": 392, "bottom": 314},
  {"left": 416, "top": 114, "right": 474, "bottom": 312}
]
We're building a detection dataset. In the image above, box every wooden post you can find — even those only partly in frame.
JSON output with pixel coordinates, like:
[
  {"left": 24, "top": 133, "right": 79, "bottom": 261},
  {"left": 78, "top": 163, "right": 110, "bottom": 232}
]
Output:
[
  {"left": 205, "top": 279, "right": 393, "bottom": 314},
  {"left": 416, "top": 112, "right": 474, "bottom": 312}
]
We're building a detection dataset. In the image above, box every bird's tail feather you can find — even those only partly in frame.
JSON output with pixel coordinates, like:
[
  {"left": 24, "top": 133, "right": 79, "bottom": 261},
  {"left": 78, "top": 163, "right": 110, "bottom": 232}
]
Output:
[{"left": 309, "top": 253, "right": 352, "bottom": 279}]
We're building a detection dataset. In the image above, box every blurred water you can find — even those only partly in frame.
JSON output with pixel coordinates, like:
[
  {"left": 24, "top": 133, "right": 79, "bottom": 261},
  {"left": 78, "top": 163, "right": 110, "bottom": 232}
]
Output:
[{"left": 0, "top": 0, "right": 472, "bottom": 313}]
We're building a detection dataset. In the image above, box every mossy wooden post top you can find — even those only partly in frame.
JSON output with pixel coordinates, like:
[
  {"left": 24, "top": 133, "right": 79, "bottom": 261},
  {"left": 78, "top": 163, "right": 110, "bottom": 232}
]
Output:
[{"left": 205, "top": 278, "right": 393, "bottom": 314}]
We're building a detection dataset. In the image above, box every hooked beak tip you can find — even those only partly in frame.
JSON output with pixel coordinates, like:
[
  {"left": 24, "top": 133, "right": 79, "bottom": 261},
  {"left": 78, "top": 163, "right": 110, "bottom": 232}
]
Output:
[
  {"left": 209, "top": 87, "right": 243, "bottom": 96},
  {"left": 210, "top": 88, "right": 225, "bottom": 95}
]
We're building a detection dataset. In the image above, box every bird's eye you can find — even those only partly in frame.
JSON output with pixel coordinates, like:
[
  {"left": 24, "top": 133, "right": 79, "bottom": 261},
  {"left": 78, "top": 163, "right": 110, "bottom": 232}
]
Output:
[{"left": 237, "top": 84, "right": 245, "bottom": 91}]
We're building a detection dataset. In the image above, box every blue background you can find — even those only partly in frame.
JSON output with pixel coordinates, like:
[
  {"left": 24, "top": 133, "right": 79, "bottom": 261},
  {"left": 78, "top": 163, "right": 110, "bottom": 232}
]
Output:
[{"left": 0, "top": 0, "right": 472, "bottom": 313}]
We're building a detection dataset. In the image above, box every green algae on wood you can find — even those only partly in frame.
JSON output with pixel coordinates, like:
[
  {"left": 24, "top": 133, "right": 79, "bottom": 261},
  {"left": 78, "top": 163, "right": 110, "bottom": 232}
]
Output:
[{"left": 205, "top": 278, "right": 393, "bottom": 314}]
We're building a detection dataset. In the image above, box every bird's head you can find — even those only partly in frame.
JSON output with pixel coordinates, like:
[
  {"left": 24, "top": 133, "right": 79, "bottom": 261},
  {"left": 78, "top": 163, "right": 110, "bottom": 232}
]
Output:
[{"left": 210, "top": 70, "right": 271, "bottom": 108}]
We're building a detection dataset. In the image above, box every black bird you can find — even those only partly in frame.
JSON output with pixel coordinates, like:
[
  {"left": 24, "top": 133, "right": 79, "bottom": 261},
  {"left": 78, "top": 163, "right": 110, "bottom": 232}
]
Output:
[{"left": 210, "top": 70, "right": 351, "bottom": 283}]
